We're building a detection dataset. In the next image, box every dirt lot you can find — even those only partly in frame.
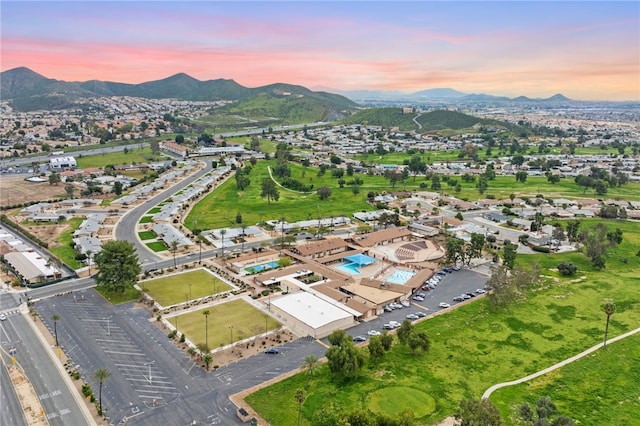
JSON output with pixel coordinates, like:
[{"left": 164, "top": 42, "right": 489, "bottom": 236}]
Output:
[{"left": 0, "top": 176, "right": 66, "bottom": 207}]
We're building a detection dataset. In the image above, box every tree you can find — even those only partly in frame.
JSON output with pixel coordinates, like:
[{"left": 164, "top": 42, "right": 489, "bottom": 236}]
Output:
[
  {"left": 52, "top": 314, "right": 60, "bottom": 347},
  {"left": 430, "top": 175, "right": 441, "bottom": 190},
  {"left": 94, "top": 240, "right": 141, "bottom": 294},
  {"left": 476, "top": 176, "right": 489, "bottom": 194},
  {"left": 150, "top": 140, "right": 160, "bottom": 155},
  {"left": 48, "top": 172, "right": 61, "bottom": 185},
  {"left": 325, "top": 330, "right": 366, "bottom": 378},
  {"left": 220, "top": 229, "right": 227, "bottom": 258},
  {"left": 502, "top": 242, "right": 517, "bottom": 270},
  {"left": 175, "top": 135, "right": 184, "bottom": 144},
  {"left": 601, "top": 302, "right": 616, "bottom": 348},
  {"left": 86, "top": 250, "right": 93, "bottom": 275},
  {"left": 203, "top": 353, "right": 212, "bottom": 371},
  {"left": 94, "top": 368, "right": 112, "bottom": 417},
  {"left": 113, "top": 180, "right": 123, "bottom": 196},
  {"left": 203, "top": 310, "right": 210, "bottom": 349},
  {"left": 367, "top": 335, "right": 385, "bottom": 364},
  {"left": 406, "top": 329, "right": 430, "bottom": 354},
  {"left": 455, "top": 397, "right": 503, "bottom": 426},
  {"left": 466, "top": 233, "right": 486, "bottom": 263},
  {"left": 557, "top": 261, "right": 577, "bottom": 276},
  {"left": 397, "top": 320, "right": 413, "bottom": 345},
  {"left": 261, "top": 178, "right": 280, "bottom": 204},
  {"left": 566, "top": 220, "right": 581, "bottom": 243},
  {"left": 445, "top": 236, "right": 466, "bottom": 266},
  {"left": 295, "top": 389, "right": 306, "bottom": 426},
  {"left": 64, "top": 183, "right": 74, "bottom": 198},
  {"left": 301, "top": 355, "right": 319, "bottom": 381},
  {"left": 580, "top": 223, "right": 618, "bottom": 269},
  {"left": 515, "top": 171, "right": 528, "bottom": 183},
  {"left": 317, "top": 186, "right": 332, "bottom": 200},
  {"left": 486, "top": 265, "right": 540, "bottom": 309},
  {"left": 170, "top": 241, "right": 178, "bottom": 268},
  {"left": 380, "top": 331, "right": 394, "bottom": 351}
]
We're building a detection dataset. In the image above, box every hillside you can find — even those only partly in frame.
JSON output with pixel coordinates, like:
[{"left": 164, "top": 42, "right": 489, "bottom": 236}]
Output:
[
  {"left": 0, "top": 67, "right": 358, "bottom": 116},
  {"left": 341, "top": 108, "right": 511, "bottom": 133}
]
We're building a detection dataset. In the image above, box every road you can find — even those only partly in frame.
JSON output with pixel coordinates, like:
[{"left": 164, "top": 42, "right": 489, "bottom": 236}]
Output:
[
  {"left": 0, "top": 313, "right": 92, "bottom": 425},
  {"left": 0, "top": 361, "right": 27, "bottom": 426}
]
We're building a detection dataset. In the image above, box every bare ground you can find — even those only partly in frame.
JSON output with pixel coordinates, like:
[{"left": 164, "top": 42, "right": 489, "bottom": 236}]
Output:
[{"left": 0, "top": 177, "right": 66, "bottom": 207}]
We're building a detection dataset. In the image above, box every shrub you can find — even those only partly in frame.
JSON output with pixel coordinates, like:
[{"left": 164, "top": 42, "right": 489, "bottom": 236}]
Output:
[
  {"left": 558, "top": 261, "right": 577, "bottom": 276},
  {"left": 532, "top": 245, "right": 551, "bottom": 253}
]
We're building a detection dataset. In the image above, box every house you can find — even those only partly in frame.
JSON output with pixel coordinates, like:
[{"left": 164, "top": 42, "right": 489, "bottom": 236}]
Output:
[{"left": 49, "top": 156, "right": 77, "bottom": 170}]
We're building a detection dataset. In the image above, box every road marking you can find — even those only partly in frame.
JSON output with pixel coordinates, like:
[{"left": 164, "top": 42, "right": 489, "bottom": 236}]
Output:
[{"left": 104, "top": 350, "right": 146, "bottom": 356}]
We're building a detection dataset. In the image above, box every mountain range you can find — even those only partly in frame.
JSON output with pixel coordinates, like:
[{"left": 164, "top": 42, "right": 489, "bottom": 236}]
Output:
[
  {"left": 0, "top": 67, "right": 358, "bottom": 116},
  {"left": 1, "top": 67, "right": 573, "bottom": 113},
  {"left": 318, "top": 86, "right": 572, "bottom": 103}
]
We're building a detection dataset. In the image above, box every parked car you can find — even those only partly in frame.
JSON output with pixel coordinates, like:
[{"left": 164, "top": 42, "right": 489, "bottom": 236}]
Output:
[
  {"left": 453, "top": 266, "right": 461, "bottom": 271},
  {"left": 406, "top": 313, "right": 419, "bottom": 320},
  {"left": 389, "top": 320, "right": 401, "bottom": 327},
  {"left": 461, "top": 294, "right": 471, "bottom": 300},
  {"left": 417, "top": 292, "right": 427, "bottom": 298},
  {"left": 412, "top": 296, "right": 424, "bottom": 302},
  {"left": 415, "top": 311, "right": 427, "bottom": 317},
  {"left": 383, "top": 323, "right": 399, "bottom": 330},
  {"left": 476, "top": 289, "right": 486, "bottom": 294},
  {"left": 439, "top": 302, "right": 451, "bottom": 308},
  {"left": 353, "top": 336, "right": 368, "bottom": 343},
  {"left": 466, "top": 292, "right": 476, "bottom": 298},
  {"left": 452, "top": 296, "right": 464, "bottom": 302},
  {"left": 367, "top": 330, "right": 381, "bottom": 336},
  {"left": 401, "top": 301, "right": 411, "bottom": 308},
  {"left": 264, "top": 348, "right": 279, "bottom": 354},
  {"left": 0, "top": 313, "right": 6, "bottom": 321},
  {"left": 443, "top": 267, "right": 453, "bottom": 273},
  {"left": 436, "top": 271, "right": 447, "bottom": 276},
  {"left": 384, "top": 305, "right": 395, "bottom": 312}
]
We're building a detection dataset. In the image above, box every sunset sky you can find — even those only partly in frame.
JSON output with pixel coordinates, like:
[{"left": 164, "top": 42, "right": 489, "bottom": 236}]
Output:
[{"left": 2, "top": 1, "right": 639, "bottom": 101}]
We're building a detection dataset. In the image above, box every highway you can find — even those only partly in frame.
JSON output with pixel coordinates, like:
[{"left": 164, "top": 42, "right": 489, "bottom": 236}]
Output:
[{"left": 0, "top": 313, "right": 93, "bottom": 425}]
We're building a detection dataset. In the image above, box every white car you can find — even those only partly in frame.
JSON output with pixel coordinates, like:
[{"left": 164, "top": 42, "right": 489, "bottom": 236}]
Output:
[
  {"left": 0, "top": 313, "right": 6, "bottom": 321},
  {"left": 367, "top": 330, "right": 381, "bottom": 336},
  {"left": 476, "top": 289, "right": 486, "bottom": 294},
  {"left": 401, "top": 301, "right": 411, "bottom": 307},
  {"left": 406, "top": 313, "right": 419, "bottom": 320},
  {"left": 439, "top": 302, "right": 451, "bottom": 308}
]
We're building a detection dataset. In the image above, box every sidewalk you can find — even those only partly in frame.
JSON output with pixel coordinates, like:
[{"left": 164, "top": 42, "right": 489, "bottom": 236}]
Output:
[{"left": 483, "top": 326, "right": 640, "bottom": 399}]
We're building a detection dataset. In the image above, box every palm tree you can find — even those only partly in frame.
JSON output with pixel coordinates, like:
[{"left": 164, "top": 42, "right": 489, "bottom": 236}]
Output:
[
  {"left": 52, "top": 314, "right": 61, "bottom": 347},
  {"left": 301, "top": 354, "right": 319, "bottom": 382},
  {"left": 203, "top": 353, "right": 212, "bottom": 371},
  {"left": 94, "top": 368, "right": 112, "bottom": 416},
  {"left": 295, "top": 388, "right": 306, "bottom": 426},
  {"left": 240, "top": 223, "right": 247, "bottom": 253},
  {"left": 203, "top": 310, "right": 210, "bottom": 349},
  {"left": 86, "top": 250, "right": 93, "bottom": 276},
  {"left": 220, "top": 229, "right": 227, "bottom": 258},
  {"left": 601, "top": 302, "right": 616, "bottom": 348},
  {"left": 170, "top": 241, "right": 178, "bottom": 268}
]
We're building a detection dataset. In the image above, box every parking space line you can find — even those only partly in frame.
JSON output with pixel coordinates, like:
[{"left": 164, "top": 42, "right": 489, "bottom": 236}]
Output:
[{"left": 104, "top": 350, "right": 146, "bottom": 356}]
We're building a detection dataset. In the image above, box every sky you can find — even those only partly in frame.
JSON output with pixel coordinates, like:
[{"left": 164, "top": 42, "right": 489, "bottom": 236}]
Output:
[{"left": 2, "top": 1, "right": 639, "bottom": 101}]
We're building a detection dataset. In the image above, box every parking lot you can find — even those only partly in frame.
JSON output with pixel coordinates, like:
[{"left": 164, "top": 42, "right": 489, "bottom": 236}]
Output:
[{"left": 344, "top": 268, "right": 490, "bottom": 340}]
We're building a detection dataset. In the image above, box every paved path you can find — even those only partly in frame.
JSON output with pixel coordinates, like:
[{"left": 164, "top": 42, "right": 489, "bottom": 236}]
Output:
[{"left": 482, "top": 326, "right": 640, "bottom": 399}]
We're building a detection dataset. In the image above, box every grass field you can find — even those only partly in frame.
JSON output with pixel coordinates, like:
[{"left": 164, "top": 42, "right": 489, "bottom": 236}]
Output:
[
  {"left": 171, "top": 299, "right": 281, "bottom": 349},
  {"left": 138, "top": 231, "right": 156, "bottom": 240},
  {"left": 145, "top": 241, "right": 167, "bottom": 252},
  {"left": 75, "top": 146, "right": 165, "bottom": 169},
  {"left": 246, "top": 220, "right": 640, "bottom": 425},
  {"left": 53, "top": 217, "right": 84, "bottom": 269},
  {"left": 141, "top": 269, "right": 233, "bottom": 306},
  {"left": 184, "top": 157, "right": 639, "bottom": 231},
  {"left": 95, "top": 285, "right": 141, "bottom": 305},
  {"left": 491, "top": 333, "right": 640, "bottom": 425},
  {"left": 139, "top": 216, "right": 153, "bottom": 224}
]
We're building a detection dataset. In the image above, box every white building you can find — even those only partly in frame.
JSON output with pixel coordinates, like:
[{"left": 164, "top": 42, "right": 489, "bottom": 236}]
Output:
[{"left": 49, "top": 156, "right": 77, "bottom": 170}]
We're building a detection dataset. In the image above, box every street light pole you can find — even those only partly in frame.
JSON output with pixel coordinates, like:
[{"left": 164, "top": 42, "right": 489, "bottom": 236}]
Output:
[{"left": 229, "top": 325, "right": 233, "bottom": 345}]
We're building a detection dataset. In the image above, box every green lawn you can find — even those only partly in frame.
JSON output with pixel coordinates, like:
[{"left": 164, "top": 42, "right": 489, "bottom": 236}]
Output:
[
  {"left": 95, "top": 285, "right": 141, "bottom": 305},
  {"left": 139, "top": 216, "right": 153, "bottom": 224},
  {"left": 53, "top": 217, "right": 84, "bottom": 269},
  {"left": 185, "top": 160, "right": 421, "bottom": 230},
  {"left": 491, "top": 333, "right": 640, "bottom": 426},
  {"left": 141, "top": 269, "right": 233, "bottom": 306},
  {"left": 247, "top": 220, "right": 640, "bottom": 425},
  {"left": 171, "top": 299, "right": 280, "bottom": 349},
  {"left": 147, "top": 207, "right": 161, "bottom": 214},
  {"left": 75, "top": 146, "right": 165, "bottom": 169},
  {"left": 138, "top": 231, "right": 156, "bottom": 240},
  {"left": 145, "top": 241, "right": 167, "bottom": 252}
]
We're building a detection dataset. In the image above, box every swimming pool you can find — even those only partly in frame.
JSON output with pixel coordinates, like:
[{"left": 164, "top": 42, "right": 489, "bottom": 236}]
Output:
[
  {"left": 337, "top": 262, "right": 361, "bottom": 275},
  {"left": 386, "top": 269, "right": 416, "bottom": 285},
  {"left": 245, "top": 261, "right": 279, "bottom": 274}
]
